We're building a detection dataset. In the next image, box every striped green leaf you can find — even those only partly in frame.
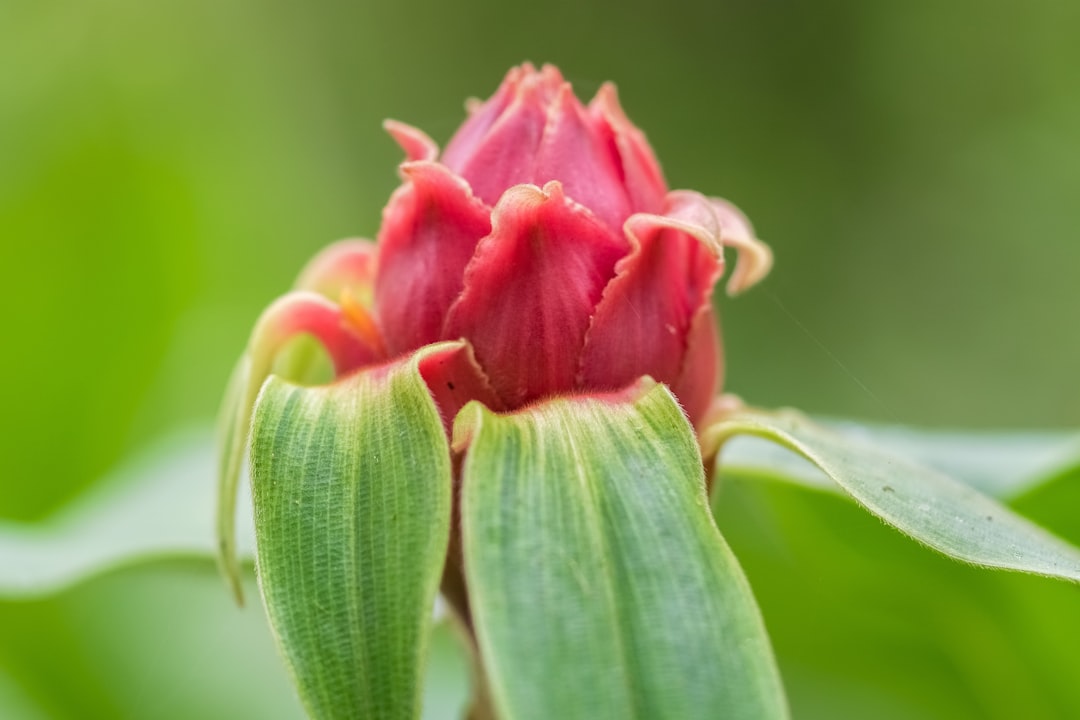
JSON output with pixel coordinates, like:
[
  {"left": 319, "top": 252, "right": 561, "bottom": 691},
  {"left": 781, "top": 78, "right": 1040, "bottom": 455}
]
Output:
[
  {"left": 703, "top": 408, "right": 1080, "bottom": 583},
  {"left": 457, "top": 380, "right": 788, "bottom": 720},
  {"left": 250, "top": 346, "right": 453, "bottom": 720}
]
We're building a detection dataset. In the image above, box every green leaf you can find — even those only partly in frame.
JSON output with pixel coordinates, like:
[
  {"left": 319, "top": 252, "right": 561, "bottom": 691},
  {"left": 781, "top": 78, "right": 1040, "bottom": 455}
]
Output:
[
  {"left": 250, "top": 345, "right": 454, "bottom": 720},
  {"left": 0, "top": 428, "right": 256, "bottom": 600},
  {"left": 711, "top": 468, "right": 1080, "bottom": 720},
  {"left": 1, "top": 415, "right": 1073, "bottom": 601},
  {"left": 720, "top": 421, "right": 1079, "bottom": 498},
  {"left": 457, "top": 380, "right": 788, "bottom": 720},
  {"left": 0, "top": 669, "right": 49, "bottom": 720},
  {"left": 217, "top": 354, "right": 253, "bottom": 603},
  {"left": 703, "top": 408, "right": 1080, "bottom": 583}
]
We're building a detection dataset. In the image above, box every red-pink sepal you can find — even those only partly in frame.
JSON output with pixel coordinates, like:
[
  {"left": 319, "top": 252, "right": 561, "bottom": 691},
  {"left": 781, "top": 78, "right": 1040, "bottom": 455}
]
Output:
[
  {"left": 294, "top": 239, "right": 379, "bottom": 304},
  {"left": 532, "top": 82, "right": 632, "bottom": 233},
  {"left": 578, "top": 190, "right": 722, "bottom": 421},
  {"left": 440, "top": 67, "right": 561, "bottom": 209},
  {"left": 589, "top": 83, "right": 668, "bottom": 215},
  {"left": 441, "top": 64, "right": 530, "bottom": 172},
  {"left": 671, "top": 304, "right": 722, "bottom": 428},
  {"left": 443, "top": 181, "right": 630, "bottom": 408},
  {"left": 251, "top": 291, "right": 383, "bottom": 377},
  {"left": 442, "top": 65, "right": 633, "bottom": 232},
  {"left": 709, "top": 197, "right": 773, "bottom": 295},
  {"left": 417, "top": 340, "right": 505, "bottom": 434},
  {"left": 374, "top": 161, "right": 492, "bottom": 357}
]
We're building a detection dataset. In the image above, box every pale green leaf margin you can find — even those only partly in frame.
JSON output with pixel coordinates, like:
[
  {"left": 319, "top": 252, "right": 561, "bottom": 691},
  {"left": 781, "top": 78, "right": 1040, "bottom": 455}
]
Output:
[
  {"left": 457, "top": 379, "right": 789, "bottom": 720},
  {"left": 703, "top": 408, "right": 1080, "bottom": 583},
  {"left": 250, "top": 344, "right": 454, "bottom": 720}
]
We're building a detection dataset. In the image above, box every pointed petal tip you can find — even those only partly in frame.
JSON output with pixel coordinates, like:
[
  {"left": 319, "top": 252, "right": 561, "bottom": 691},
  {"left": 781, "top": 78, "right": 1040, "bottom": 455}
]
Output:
[
  {"left": 588, "top": 80, "right": 668, "bottom": 212},
  {"left": 394, "top": 160, "right": 489, "bottom": 214},
  {"left": 589, "top": 81, "right": 622, "bottom": 118},
  {"left": 399, "top": 158, "right": 464, "bottom": 185},
  {"left": 383, "top": 119, "right": 439, "bottom": 162},
  {"left": 538, "top": 62, "right": 564, "bottom": 83},
  {"left": 724, "top": 239, "right": 773, "bottom": 295},
  {"left": 415, "top": 339, "right": 504, "bottom": 434}
]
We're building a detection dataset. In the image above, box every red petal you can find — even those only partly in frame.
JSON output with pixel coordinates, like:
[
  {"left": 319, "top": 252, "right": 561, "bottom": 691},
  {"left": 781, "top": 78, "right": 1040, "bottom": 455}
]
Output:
[
  {"left": 443, "top": 182, "right": 630, "bottom": 408},
  {"left": 442, "top": 64, "right": 532, "bottom": 171},
  {"left": 383, "top": 120, "right": 439, "bottom": 162},
  {"left": 252, "top": 291, "right": 382, "bottom": 377},
  {"left": 578, "top": 191, "right": 722, "bottom": 402},
  {"left": 417, "top": 340, "right": 505, "bottom": 434},
  {"left": 374, "top": 161, "right": 492, "bottom": 356},
  {"left": 671, "top": 304, "right": 722, "bottom": 428},
  {"left": 533, "top": 83, "right": 632, "bottom": 232},
  {"left": 709, "top": 196, "right": 774, "bottom": 295},
  {"left": 294, "top": 239, "right": 378, "bottom": 305},
  {"left": 588, "top": 83, "right": 667, "bottom": 214},
  {"left": 441, "top": 68, "right": 559, "bottom": 208}
]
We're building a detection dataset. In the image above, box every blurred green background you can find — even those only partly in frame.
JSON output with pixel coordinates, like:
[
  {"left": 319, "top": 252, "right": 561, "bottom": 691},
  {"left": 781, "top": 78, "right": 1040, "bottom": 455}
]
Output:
[{"left": 2, "top": 0, "right": 1078, "bottom": 717}]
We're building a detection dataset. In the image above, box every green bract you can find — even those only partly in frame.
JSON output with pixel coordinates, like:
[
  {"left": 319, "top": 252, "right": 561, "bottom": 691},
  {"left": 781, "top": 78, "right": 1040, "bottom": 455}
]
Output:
[
  {"left": 197, "top": 64, "right": 1080, "bottom": 720},
  {"left": 456, "top": 381, "right": 787, "bottom": 719},
  {"left": 250, "top": 345, "right": 453, "bottom": 720}
]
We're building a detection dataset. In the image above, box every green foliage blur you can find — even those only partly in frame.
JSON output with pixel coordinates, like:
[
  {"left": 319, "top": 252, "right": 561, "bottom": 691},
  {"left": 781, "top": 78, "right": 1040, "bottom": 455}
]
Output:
[{"left": 1, "top": 0, "right": 1078, "bottom": 717}]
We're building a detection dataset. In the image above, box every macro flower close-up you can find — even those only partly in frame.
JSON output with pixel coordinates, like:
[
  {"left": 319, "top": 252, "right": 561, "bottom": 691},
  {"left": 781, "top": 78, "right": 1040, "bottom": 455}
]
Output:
[
  {"left": 209, "top": 62, "right": 1080, "bottom": 720},
  {"left": 4, "top": 7, "right": 1080, "bottom": 719},
  {"left": 227, "top": 62, "right": 772, "bottom": 435}
]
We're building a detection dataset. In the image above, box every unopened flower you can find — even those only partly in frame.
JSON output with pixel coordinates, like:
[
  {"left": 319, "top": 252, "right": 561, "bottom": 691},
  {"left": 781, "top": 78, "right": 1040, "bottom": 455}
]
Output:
[
  {"left": 213, "top": 64, "right": 1080, "bottom": 720},
  {"left": 238, "top": 62, "right": 770, "bottom": 434}
]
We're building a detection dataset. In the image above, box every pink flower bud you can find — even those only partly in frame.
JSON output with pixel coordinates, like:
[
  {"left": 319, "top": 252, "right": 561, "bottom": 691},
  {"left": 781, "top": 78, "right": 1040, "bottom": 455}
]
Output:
[{"left": 263, "top": 63, "right": 772, "bottom": 427}]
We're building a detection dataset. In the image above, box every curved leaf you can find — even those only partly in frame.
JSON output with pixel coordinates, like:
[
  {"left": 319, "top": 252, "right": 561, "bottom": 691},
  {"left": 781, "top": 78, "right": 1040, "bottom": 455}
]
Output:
[
  {"left": 703, "top": 408, "right": 1080, "bottom": 583},
  {"left": 720, "top": 421, "right": 1080, "bottom": 499},
  {"left": 1, "top": 416, "right": 1074, "bottom": 600},
  {"left": 250, "top": 345, "right": 454, "bottom": 720},
  {"left": 456, "top": 380, "right": 788, "bottom": 720},
  {"left": 0, "top": 428, "right": 256, "bottom": 600}
]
